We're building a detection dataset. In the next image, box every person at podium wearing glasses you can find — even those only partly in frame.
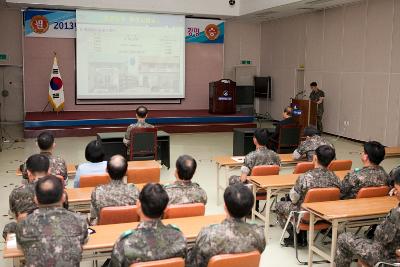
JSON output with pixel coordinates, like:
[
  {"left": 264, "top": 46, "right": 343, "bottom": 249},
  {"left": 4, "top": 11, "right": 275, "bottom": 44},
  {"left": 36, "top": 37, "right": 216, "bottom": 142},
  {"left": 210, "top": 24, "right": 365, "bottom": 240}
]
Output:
[{"left": 309, "top": 82, "right": 325, "bottom": 132}]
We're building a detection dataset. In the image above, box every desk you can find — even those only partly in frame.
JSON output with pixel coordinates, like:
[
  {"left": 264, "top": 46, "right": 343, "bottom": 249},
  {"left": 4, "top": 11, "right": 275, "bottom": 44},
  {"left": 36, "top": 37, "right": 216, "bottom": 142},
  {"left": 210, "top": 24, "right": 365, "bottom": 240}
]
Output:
[
  {"left": 97, "top": 131, "right": 170, "bottom": 168},
  {"left": 249, "top": 170, "right": 349, "bottom": 244},
  {"left": 4, "top": 214, "right": 225, "bottom": 265},
  {"left": 16, "top": 164, "right": 76, "bottom": 177},
  {"left": 303, "top": 196, "right": 398, "bottom": 267},
  {"left": 213, "top": 154, "right": 304, "bottom": 205},
  {"left": 385, "top": 147, "right": 400, "bottom": 158},
  {"left": 66, "top": 183, "right": 147, "bottom": 212}
]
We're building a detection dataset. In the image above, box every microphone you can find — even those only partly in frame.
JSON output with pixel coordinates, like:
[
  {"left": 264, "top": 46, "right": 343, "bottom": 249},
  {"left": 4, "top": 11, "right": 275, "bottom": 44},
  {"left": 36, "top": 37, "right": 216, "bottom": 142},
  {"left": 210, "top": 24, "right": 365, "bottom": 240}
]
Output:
[{"left": 295, "top": 90, "right": 305, "bottom": 98}]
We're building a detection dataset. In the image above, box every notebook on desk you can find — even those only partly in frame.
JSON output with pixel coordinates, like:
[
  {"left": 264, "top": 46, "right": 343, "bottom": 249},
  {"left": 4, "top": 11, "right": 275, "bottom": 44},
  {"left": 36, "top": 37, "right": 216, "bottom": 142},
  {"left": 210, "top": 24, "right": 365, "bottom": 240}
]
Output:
[{"left": 231, "top": 156, "right": 245, "bottom": 163}]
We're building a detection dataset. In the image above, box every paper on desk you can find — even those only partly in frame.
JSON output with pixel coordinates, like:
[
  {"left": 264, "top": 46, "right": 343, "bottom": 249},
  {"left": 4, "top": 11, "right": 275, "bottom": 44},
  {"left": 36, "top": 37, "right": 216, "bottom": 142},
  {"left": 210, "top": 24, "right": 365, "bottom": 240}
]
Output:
[
  {"left": 7, "top": 233, "right": 17, "bottom": 249},
  {"left": 231, "top": 156, "right": 245, "bottom": 163}
]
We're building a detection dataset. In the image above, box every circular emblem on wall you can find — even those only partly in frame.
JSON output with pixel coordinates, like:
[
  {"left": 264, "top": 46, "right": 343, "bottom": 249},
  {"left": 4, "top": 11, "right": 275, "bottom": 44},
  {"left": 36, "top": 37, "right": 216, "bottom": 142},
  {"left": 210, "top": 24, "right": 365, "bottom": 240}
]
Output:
[
  {"left": 204, "top": 24, "right": 220, "bottom": 41},
  {"left": 50, "top": 77, "right": 63, "bottom": 91},
  {"left": 30, "top": 15, "right": 49, "bottom": 34}
]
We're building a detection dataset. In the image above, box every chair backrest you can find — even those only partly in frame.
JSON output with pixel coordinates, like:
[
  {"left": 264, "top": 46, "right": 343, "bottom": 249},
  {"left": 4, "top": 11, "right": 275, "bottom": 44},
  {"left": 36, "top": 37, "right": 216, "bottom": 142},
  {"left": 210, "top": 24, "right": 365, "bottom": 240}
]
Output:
[
  {"left": 130, "top": 257, "right": 185, "bottom": 267},
  {"left": 293, "top": 162, "right": 315, "bottom": 174},
  {"left": 129, "top": 127, "right": 158, "bottom": 161},
  {"left": 79, "top": 173, "right": 110, "bottom": 188},
  {"left": 251, "top": 165, "right": 280, "bottom": 176},
  {"left": 207, "top": 251, "right": 261, "bottom": 267},
  {"left": 279, "top": 124, "right": 302, "bottom": 147},
  {"left": 163, "top": 203, "right": 205, "bottom": 219},
  {"left": 98, "top": 205, "right": 139, "bottom": 225},
  {"left": 126, "top": 167, "right": 160, "bottom": 184},
  {"left": 328, "top": 160, "right": 352, "bottom": 171},
  {"left": 302, "top": 187, "right": 341, "bottom": 222},
  {"left": 356, "top": 186, "right": 390, "bottom": 199}
]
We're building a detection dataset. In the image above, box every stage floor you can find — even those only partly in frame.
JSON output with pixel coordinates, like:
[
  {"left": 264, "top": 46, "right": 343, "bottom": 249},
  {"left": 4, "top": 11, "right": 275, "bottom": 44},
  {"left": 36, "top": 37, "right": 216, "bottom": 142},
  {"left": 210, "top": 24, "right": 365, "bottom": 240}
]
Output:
[{"left": 24, "top": 110, "right": 256, "bottom": 137}]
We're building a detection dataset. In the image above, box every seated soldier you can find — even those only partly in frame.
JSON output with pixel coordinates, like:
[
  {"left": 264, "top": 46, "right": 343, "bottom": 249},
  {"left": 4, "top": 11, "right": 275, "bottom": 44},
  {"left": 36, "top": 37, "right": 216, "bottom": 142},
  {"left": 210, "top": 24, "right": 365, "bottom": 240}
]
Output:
[
  {"left": 187, "top": 183, "right": 265, "bottom": 267},
  {"left": 21, "top": 131, "right": 68, "bottom": 182},
  {"left": 341, "top": 141, "right": 389, "bottom": 199},
  {"left": 164, "top": 155, "right": 207, "bottom": 205},
  {"left": 292, "top": 126, "right": 334, "bottom": 161},
  {"left": 16, "top": 175, "right": 88, "bottom": 266},
  {"left": 74, "top": 140, "right": 107, "bottom": 188},
  {"left": 109, "top": 183, "right": 187, "bottom": 266},
  {"left": 123, "top": 105, "right": 154, "bottom": 154},
  {"left": 90, "top": 155, "right": 140, "bottom": 225},
  {"left": 276, "top": 145, "right": 341, "bottom": 247},
  {"left": 267, "top": 106, "right": 296, "bottom": 149},
  {"left": 335, "top": 173, "right": 400, "bottom": 267},
  {"left": 229, "top": 128, "right": 281, "bottom": 185},
  {"left": 388, "top": 164, "right": 400, "bottom": 188},
  {"left": 4, "top": 154, "right": 50, "bottom": 240}
]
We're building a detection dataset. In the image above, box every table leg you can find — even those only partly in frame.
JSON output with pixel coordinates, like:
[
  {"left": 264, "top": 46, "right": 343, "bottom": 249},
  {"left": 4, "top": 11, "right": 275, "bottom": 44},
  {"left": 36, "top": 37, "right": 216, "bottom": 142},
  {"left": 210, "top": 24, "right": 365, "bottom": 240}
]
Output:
[
  {"left": 251, "top": 184, "right": 256, "bottom": 221},
  {"left": 308, "top": 212, "right": 315, "bottom": 267},
  {"left": 264, "top": 187, "right": 272, "bottom": 245},
  {"left": 330, "top": 220, "right": 339, "bottom": 267},
  {"left": 216, "top": 164, "right": 220, "bottom": 206}
]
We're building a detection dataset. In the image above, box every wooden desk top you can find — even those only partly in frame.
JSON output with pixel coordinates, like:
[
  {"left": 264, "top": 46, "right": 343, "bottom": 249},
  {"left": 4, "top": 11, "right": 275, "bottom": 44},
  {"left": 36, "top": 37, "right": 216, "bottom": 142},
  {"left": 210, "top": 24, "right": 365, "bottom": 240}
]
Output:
[
  {"left": 214, "top": 154, "right": 301, "bottom": 166},
  {"left": 16, "top": 164, "right": 77, "bottom": 176},
  {"left": 250, "top": 170, "right": 349, "bottom": 188},
  {"left": 302, "top": 196, "right": 398, "bottom": 220},
  {"left": 3, "top": 214, "right": 225, "bottom": 258},
  {"left": 127, "top": 160, "right": 161, "bottom": 169},
  {"left": 385, "top": 147, "right": 400, "bottom": 157},
  {"left": 66, "top": 183, "right": 147, "bottom": 203}
]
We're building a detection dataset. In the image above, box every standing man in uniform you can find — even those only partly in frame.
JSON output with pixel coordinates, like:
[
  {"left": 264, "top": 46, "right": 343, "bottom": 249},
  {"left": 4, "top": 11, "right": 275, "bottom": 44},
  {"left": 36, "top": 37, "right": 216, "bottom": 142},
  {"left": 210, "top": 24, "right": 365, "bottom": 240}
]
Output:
[
  {"left": 16, "top": 175, "right": 88, "bottom": 266},
  {"left": 335, "top": 173, "right": 400, "bottom": 267},
  {"left": 90, "top": 155, "right": 140, "bottom": 225},
  {"left": 109, "top": 183, "right": 187, "bottom": 266},
  {"left": 164, "top": 155, "right": 207, "bottom": 205},
  {"left": 309, "top": 82, "right": 325, "bottom": 132}
]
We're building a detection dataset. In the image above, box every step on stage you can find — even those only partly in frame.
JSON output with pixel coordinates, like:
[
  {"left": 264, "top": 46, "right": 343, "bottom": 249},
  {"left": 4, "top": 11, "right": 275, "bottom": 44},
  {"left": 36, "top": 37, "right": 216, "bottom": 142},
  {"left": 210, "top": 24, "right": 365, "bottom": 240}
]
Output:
[{"left": 24, "top": 110, "right": 256, "bottom": 138}]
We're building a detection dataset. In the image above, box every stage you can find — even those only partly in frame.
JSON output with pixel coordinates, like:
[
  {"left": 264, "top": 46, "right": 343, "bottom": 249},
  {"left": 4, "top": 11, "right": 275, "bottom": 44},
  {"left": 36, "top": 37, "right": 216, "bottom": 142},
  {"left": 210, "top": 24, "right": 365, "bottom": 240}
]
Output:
[{"left": 24, "top": 110, "right": 256, "bottom": 138}]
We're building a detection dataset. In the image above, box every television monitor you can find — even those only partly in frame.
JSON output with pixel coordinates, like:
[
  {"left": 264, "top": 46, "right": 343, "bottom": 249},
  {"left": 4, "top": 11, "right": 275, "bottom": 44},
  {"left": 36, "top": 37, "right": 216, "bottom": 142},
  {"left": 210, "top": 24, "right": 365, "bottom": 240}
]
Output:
[
  {"left": 236, "top": 86, "right": 254, "bottom": 105},
  {"left": 254, "top": 76, "right": 272, "bottom": 98}
]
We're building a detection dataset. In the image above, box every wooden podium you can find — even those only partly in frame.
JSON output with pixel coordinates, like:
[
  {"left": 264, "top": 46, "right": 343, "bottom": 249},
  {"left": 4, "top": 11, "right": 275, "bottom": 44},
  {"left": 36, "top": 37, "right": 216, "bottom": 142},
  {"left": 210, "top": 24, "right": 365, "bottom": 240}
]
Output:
[
  {"left": 291, "top": 99, "right": 318, "bottom": 129},
  {"left": 209, "top": 79, "right": 236, "bottom": 114}
]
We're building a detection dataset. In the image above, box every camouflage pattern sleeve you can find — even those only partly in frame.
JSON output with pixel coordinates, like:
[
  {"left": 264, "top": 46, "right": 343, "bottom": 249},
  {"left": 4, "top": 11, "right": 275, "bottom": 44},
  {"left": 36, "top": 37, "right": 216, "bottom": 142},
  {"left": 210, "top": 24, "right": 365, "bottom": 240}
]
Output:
[
  {"left": 242, "top": 153, "right": 254, "bottom": 175},
  {"left": 251, "top": 224, "right": 266, "bottom": 252},
  {"left": 3, "top": 222, "right": 17, "bottom": 240},
  {"left": 109, "top": 235, "right": 128, "bottom": 267},
  {"left": 340, "top": 172, "right": 356, "bottom": 199},
  {"left": 59, "top": 158, "right": 68, "bottom": 181},
  {"left": 9, "top": 191, "right": 16, "bottom": 216},
  {"left": 187, "top": 229, "right": 212, "bottom": 267},
  {"left": 289, "top": 175, "right": 303, "bottom": 204},
  {"left": 273, "top": 152, "right": 282, "bottom": 166},
  {"left": 89, "top": 189, "right": 98, "bottom": 224},
  {"left": 374, "top": 207, "right": 399, "bottom": 244},
  {"left": 296, "top": 140, "right": 307, "bottom": 157},
  {"left": 123, "top": 125, "right": 133, "bottom": 146},
  {"left": 80, "top": 214, "right": 89, "bottom": 245}
]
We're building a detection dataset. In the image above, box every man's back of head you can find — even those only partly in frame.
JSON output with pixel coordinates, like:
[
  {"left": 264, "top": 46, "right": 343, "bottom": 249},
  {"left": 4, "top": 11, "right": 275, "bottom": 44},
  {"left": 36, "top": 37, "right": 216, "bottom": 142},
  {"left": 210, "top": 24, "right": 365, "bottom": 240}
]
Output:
[
  {"left": 303, "top": 126, "right": 320, "bottom": 137},
  {"left": 363, "top": 141, "right": 385, "bottom": 166},
  {"left": 136, "top": 106, "right": 148, "bottom": 119},
  {"left": 37, "top": 131, "right": 55, "bottom": 151},
  {"left": 176, "top": 155, "right": 197, "bottom": 181},
  {"left": 139, "top": 183, "right": 169, "bottom": 219},
  {"left": 254, "top": 128, "right": 268, "bottom": 147},
  {"left": 35, "top": 175, "right": 64, "bottom": 206},
  {"left": 26, "top": 154, "right": 50, "bottom": 179},
  {"left": 315, "top": 145, "right": 336, "bottom": 167},
  {"left": 107, "top": 155, "right": 128, "bottom": 180},
  {"left": 224, "top": 183, "right": 254, "bottom": 219},
  {"left": 85, "top": 140, "right": 105, "bottom": 163}
]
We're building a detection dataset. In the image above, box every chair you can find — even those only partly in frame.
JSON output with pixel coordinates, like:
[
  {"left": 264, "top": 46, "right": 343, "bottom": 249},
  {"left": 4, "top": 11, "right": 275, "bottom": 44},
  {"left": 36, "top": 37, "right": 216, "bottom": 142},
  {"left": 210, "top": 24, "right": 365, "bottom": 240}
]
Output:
[
  {"left": 328, "top": 160, "right": 352, "bottom": 171},
  {"left": 98, "top": 205, "right": 139, "bottom": 225},
  {"left": 79, "top": 173, "right": 110, "bottom": 188},
  {"left": 356, "top": 186, "right": 390, "bottom": 199},
  {"left": 207, "top": 251, "right": 261, "bottom": 267},
  {"left": 280, "top": 187, "right": 341, "bottom": 264},
  {"left": 268, "top": 124, "right": 302, "bottom": 153},
  {"left": 293, "top": 162, "right": 315, "bottom": 174},
  {"left": 129, "top": 127, "right": 158, "bottom": 161},
  {"left": 251, "top": 165, "right": 280, "bottom": 211},
  {"left": 163, "top": 203, "right": 205, "bottom": 219},
  {"left": 358, "top": 248, "right": 400, "bottom": 267},
  {"left": 126, "top": 167, "right": 160, "bottom": 184},
  {"left": 130, "top": 258, "right": 185, "bottom": 267}
]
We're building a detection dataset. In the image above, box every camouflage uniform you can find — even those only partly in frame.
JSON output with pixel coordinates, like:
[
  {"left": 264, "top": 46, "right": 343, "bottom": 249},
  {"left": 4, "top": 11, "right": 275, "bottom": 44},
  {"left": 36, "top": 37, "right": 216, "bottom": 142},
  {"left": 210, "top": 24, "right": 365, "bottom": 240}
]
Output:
[
  {"left": 16, "top": 207, "right": 88, "bottom": 267},
  {"left": 388, "top": 165, "right": 400, "bottom": 187},
  {"left": 164, "top": 180, "right": 207, "bottom": 205},
  {"left": 275, "top": 167, "right": 341, "bottom": 227},
  {"left": 341, "top": 165, "right": 389, "bottom": 199},
  {"left": 293, "top": 135, "right": 334, "bottom": 161},
  {"left": 90, "top": 180, "right": 140, "bottom": 224},
  {"left": 9, "top": 181, "right": 37, "bottom": 217},
  {"left": 109, "top": 219, "right": 187, "bottom": 267},
  {"left": 3, "top": 222, "right": 17, "bottom": 240},
  {"left": 229, "top": 146, "right": 281, "bottom": 185},
  {"left": 123, "top": 121, "right": 154, "bottom": 154},
  {"left": 21, "top": 151, "right": 68, "bottom": 181},
  {"left": 310, "top": 89, "right": 325, "bottom": 132},
  {"left": 335, "top": 204, "right": 400, "bottom": 267},
  {"left": 187, "top": 218, "right": 265, "bottom": 267}
]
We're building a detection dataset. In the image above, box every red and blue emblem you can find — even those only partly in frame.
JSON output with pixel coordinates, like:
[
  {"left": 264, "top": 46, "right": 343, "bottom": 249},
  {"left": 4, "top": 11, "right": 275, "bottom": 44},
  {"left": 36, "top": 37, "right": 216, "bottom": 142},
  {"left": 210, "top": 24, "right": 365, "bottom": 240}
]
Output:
[{"left": 50, "top": 77, "right": 63, "bottom": 91}]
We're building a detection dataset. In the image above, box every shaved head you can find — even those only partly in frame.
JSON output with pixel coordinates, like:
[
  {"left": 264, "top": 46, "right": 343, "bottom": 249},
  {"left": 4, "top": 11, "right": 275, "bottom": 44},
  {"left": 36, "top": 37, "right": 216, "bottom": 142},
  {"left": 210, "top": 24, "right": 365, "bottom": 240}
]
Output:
[{"left": 107, "top": 155, "right": 128, "bottom": 180}]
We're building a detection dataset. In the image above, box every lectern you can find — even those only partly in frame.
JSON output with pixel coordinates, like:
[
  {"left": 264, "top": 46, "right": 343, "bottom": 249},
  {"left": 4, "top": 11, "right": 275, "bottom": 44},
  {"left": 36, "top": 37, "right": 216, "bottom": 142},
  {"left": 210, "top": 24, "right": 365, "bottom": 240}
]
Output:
[
  {"left": 209, "top": 79, "right": 236, "bottom": 114},
  {"left": 291, "top": 99, "right": 318, "bottom": 129}
]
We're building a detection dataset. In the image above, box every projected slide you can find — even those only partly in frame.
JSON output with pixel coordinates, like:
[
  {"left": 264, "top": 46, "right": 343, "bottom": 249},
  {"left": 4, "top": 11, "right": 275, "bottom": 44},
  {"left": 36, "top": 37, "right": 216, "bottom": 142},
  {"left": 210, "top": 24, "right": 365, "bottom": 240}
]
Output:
[{"left": 76, "top": 10, "right": 185, "bottom": 100}]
